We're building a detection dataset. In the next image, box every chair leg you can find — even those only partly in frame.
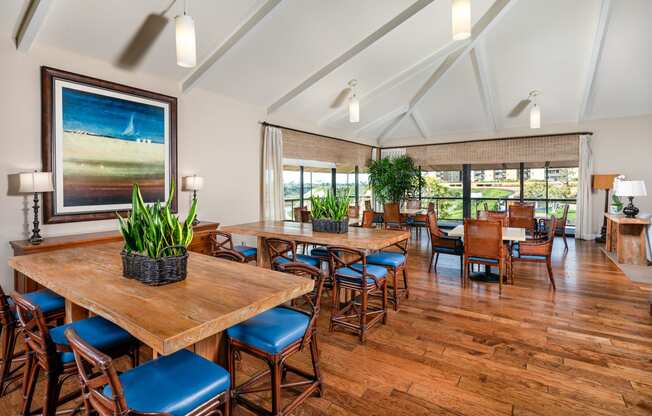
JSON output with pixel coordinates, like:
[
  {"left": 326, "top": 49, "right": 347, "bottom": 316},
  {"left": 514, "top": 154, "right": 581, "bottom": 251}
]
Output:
[
  {"left": 428, "top": 251, "right": 434, "bottom": 271},
  {"left": 20, "top": 353, "right": 38, "bottom": 416},
  {"left": 0, "top": 323, "right": 17, "bottom": 396},
  {"left": 222, "top": 391, "right": 230, "bottom": 416},
  {"left": 359, "top": 290, "right": 368, "bottom": 343},
  {"left": 498, "top": 261, "right": 503, "bottom": 295},
  {"left": 459, "top": 256, "right": 463, "bottom": 280},
  {"left": 402, "top": 267, "right": 409, "bottom": 299},
  {"left": 433, "top": 253, "right": 439, "bottom": 271},
  {"left": 563, "top": 234, "right": 568, "bottom": 251},
  {"left": 42, "top": 371, "right": 62, "bottom": 416},
  {"left": 382, "top": 282, "right": 388, "bottom": 325},
  {"left": 391, "top": 271, "right": 399, "bottom": 311},
  {"left": 309, "top": 337, "right": 323, "bottom": 397},
  {"left": 329, "top": 281, "right": 338, "bottom": 333},
  {"left": 546, "top": 258, "right": 556, "bottom": 290},
  {"left": 462, "top": 259, "right": 468, "bottom": 288},
  {"left": 269, "top": 359, "right": 282, "bottom": 416}
]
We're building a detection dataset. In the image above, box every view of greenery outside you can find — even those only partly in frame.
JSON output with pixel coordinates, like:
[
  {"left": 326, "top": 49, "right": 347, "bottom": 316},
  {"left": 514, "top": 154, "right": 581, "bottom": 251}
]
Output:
[{"left": 422, "top": 171, "right": 463, "bottom": 220}]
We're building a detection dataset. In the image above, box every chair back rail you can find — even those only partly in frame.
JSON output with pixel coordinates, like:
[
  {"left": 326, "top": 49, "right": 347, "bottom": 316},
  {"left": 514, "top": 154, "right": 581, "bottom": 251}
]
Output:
[
  {"left": 208, "top": 230, "right": 234, "bottom": 252},
  {"left": 478, "top": 210, "right": 509, "bottom": 226},
  {"left": 508, "top": 203, "right": 535, "bottom": 234},
  {"left": 463, "top": 219, "right": 503, "bottom": 260},
  {"left": 383, "top": 203, "right": 401, "bottom": 226},
  {"left": 327, "top": 246, "right": 382, "bottom": 290},
  {"left": 264, "top": 238, "right": 297, "bottom": 266},
  {"left": 427, "top": 211, "right": 462, "bottom": 250},
  {"left": 556, "top": 204, "right": 569, "bottom": 232},
  {"left": 520, "top": 217, "right": 558, "bottom": 256},
  {"left": 11, "top": 293, "right": 57, "bottom": 371},
  {"left": 212, "top": 248, "right": 247, "bottom": 263}
]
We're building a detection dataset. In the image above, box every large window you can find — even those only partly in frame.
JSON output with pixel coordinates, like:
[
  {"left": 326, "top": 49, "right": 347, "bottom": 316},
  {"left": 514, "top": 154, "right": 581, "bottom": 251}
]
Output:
[
  {"left": 283, "top": 166, "right": 301, "bottom": 220},
  {"left": 422, "top": 170, "right": 463, "bottom": 220}
]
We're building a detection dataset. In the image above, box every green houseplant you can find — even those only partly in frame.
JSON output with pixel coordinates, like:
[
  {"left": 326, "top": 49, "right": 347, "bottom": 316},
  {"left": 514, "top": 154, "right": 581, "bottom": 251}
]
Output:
[
  {"left": 367, "top": 155, "right": 424, "bottom": 205},
  {"left": 310, "top": 191, "right": 350, "bottom": 233},
  {"left": 117, "top": 182, "right": 197, "bottom": 285}
]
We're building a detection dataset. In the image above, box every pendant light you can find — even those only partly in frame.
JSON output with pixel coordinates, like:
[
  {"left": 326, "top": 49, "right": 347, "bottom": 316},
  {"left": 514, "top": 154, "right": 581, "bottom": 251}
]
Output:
[
  {"left": 451, "top": 0, "right": 471, "bottom": 40},
  {"left": 529, "top": 90, "right": 541, "bottom": 129},
  {"left": 175, "top": 0, "right": 196, "bottom": 68},
  {"left": 348, "top": 80, "right": 360, "bottom": 123}
]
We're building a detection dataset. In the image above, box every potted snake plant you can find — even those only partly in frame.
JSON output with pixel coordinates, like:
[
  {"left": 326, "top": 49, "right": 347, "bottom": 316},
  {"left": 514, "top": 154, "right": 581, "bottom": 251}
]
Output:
[
  {"left": 310, "top": 191, "right": 350, "bottom": 233},
  {"left": 117, "top": 182, "right": 197, "bottom": 285}
]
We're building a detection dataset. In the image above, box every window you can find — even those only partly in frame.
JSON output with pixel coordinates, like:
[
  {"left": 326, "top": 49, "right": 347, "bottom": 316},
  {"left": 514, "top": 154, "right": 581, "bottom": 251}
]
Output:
[
  {"left": 470, "top": 167, "right": 520, "bottom": 216},
  {"left": 303, "top": 168, "right": 332, "bottom": 210},
  {"left": 523, "top": 167, "right": 547, "bottom": 217},
  {"left": 358, "top": 171, "right": 371, "bottom": 209},
  {"left": 547, "top": 167, "right": 578, "bottom": 225},
  {"left": 283, "top": 166, "right": 301, "bottom": 220},
  {"left": 335, "top": 169, "right": 355, "bottom": 202},
  {"left": 422, "top": 170, "right": 464, "bottom": 220}
]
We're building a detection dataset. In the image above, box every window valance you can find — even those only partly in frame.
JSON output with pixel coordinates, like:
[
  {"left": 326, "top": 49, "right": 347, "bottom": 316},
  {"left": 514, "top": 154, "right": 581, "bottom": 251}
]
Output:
[{"left": 281, "top": 128, "right": 373, "bottom": 170}]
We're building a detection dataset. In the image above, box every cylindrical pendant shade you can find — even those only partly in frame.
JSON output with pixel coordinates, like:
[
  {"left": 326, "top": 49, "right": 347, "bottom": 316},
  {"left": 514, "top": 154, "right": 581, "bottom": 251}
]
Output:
[
  {"left": 452, "top": 0, "right": 471, "bottom": 40},
  {"left": 530, "top": 104, "right": 541, "bottom": 129},
  {"left": 349, "top": 96, "right": 360, "bottom": 123},
  {"left": 175, "top": 14, "right": 196, "bottom": 68},
  {"left": 18, "top": 172, "right": 54, "bottom": 193}
]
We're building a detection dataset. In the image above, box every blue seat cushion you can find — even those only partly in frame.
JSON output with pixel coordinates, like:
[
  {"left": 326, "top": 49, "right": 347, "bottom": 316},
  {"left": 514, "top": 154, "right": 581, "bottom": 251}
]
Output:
[
  {"left": 50, "top": 316, "right": 137, "bottom": 364},
  {"left": 103, "top": 349, "right": 229, "bottom": 416},
  {"left": 310, "top": 247, "right": 329, "bottom": 258},
  {"left": 516, "top": 254, "right": 547, "bottom": 261},
  {"left": 412, "top": 221, "right": 427, "bottom": 226},
  {"left": 274, "top": 254, "right": 320, "bottom": 267},
  {"left": 226, "top": 307, "right": 309, "bottom": 354},
  {"left": 234, "top": 245, "right": 257, "bottom": 258},
  {"left": 335, "top": 263, "right": 388, "bottom": 285},
  {"left": 11, "top": 289, "right": 64, "bottom": 320},
  {"left": 432, "top": 246, "right": 461, "bottom": 255},
  {"left": 366, "top": 252, "right": 406, "bottom": 268},
  {"left": 467, "top": 256, "right": 499, "bottom": 264}
]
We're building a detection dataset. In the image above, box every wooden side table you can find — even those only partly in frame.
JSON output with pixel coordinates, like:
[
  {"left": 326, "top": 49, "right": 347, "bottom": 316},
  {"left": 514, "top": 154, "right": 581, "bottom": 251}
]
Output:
[{"left": 604, "top": 213, "right": 650, "bottom": 265}]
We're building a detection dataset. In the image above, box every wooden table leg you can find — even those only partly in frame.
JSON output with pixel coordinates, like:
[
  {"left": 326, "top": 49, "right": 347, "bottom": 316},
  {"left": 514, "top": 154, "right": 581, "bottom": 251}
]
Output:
[
  {"left": 193, "top": 333, "right": 226, "bottom": 365},
  {"left": 65, "top": 300, "right": 89, "bottom": 324},
  {"left": 257, "top": 237, "right": 271, "bottom": 268}
]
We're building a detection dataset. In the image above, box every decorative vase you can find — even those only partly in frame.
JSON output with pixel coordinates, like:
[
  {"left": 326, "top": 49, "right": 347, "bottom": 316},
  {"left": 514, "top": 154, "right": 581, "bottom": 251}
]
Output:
[
  {"left": 121, "top": 246, "right": 188, "bottom": 286},
  {"left": 311, "top": 218, "right": 349, "bottom": 234}
]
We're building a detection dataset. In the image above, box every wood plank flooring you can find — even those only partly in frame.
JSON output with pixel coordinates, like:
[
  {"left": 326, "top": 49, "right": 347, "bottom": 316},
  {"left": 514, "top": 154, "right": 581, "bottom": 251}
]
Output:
[{"left": 1, "top": 237, "right": 651, "bottom": 415}]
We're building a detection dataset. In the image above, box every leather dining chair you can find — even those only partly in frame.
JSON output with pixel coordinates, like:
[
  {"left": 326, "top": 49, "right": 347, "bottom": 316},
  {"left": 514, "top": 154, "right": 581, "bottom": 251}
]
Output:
[
  {"left": 209, "top": 230, "right": 257, "bottom": 263},
  {"left": 463, "top": 219, "right": 507, "bottom": 294},
  {"left": 227, "top": 262, "right": 326, "bottom": 416},
  {"left": 65, "top": 328, "right": 230, "bottom": 416},
  {"left": 509, "top": 203, "right": 536, "bottom": 237},
  {"left": 511, "top": 217, "right": 558, "bottom": 289},
  {"left": 0, "top": 286, "right": 64, "bottom": 397},
  {"left": 426, "top": 211, "right": 464, "bottom": 281},
  {"left": 12, "top": 292, "right": 140, "bottom": 416}
]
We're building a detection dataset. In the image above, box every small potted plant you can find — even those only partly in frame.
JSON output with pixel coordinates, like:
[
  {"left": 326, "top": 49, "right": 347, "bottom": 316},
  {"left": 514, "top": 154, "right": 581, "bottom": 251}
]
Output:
[
  {"left": 310, "top": 191, "right": 350, "bottom": 233},
  {"left": 117, "top": 182, "right": 197, "bottom": 286},
  {"left": 610, "top": 194, "right": 624, "bottom": 214}
]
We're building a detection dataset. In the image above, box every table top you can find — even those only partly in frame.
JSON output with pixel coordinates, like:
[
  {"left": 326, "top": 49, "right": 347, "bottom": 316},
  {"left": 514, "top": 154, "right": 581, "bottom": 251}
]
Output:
[
  {"left": 604, "top": 213, "right": 650, "bottom": 225},
  {"left": 222, "top": 221, "right": 410, "bottom": 251},
  {"left": 447, "top": 225, "right": 526, "bottom": 242},
  {"left": 8, "top": 242, "right": 314, "bottom": 355}
]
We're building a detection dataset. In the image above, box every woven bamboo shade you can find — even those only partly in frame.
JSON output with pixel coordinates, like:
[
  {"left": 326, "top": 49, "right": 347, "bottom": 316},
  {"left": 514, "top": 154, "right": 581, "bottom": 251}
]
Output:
[
  {"left": 282, "top": 128, "right": 373, "bottom": 170},
  {"left": 405, "top": 134, "right": 580, "bottom": 170}
]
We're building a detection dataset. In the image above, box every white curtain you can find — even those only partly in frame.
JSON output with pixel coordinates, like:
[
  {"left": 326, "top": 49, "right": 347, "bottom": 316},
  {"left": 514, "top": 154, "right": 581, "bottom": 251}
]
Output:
[
  {"left": 262, "top": 126, "right": 284, "bottom": 221},
  {"left": 575, "top": 134, "right": 594, "bottom": 240}
]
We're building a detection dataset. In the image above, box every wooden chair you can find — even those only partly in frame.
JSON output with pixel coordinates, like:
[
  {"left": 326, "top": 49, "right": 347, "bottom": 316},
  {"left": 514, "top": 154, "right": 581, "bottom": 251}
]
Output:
[
  {"left": 328, "top": 246, "right": 388, "bottom": 343},
  {"left": 208, "top": 230, "right": 257, "bottom": 263},
  {"left": 511, "top": 217, "right": 558, "bottom": 289},
  {"left": 477, "top": 210, "right": 508, "bottom": 224},
  {"left": 367, "top": 237, "right": 409, "bottom": 311},
  {"left": 509, "top": 203, "right": 536, "bottom": 236},
  {"left": 463, "top": 219, "right": 507, "bottom": 294},
  {"left": 264, "top": 237, "right": 320, "bottom": 270},
  {"left": 0, "top": 287, "right": 64, "bottom": 397},
  {"left": 65, "top": 328, "right": 230, "bottom": 416},
  {"left": 227, "top": 262, "right": 326, "bottom": 415},
  {"left": 361, "top": 210, "right": 375, "bottom": 228},
  {"left": 383, "top": 202, "right": 402, "bottom": 228},
  {"left": 556, "top": 204, "right": 570, "bottom": 251},
  {"left": 426, "top": 211, "right": 464, "bottom": 280},
  {"left": 12, "top": 292, "right": 139, "bottom": 416},
  {"left": 294, "top": 207, "right": 311, "bottom": 223}
]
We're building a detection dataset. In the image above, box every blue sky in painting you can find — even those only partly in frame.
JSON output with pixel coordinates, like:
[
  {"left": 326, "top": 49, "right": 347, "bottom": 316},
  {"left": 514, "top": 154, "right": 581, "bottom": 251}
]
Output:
[{"left": 62, "top": 87, "right": 164, "bottom": 144}]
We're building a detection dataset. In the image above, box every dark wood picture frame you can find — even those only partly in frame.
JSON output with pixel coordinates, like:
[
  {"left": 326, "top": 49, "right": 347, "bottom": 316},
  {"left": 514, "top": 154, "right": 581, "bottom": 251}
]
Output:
[{"left": 41, "top": 66, "right": 177, "bottom": 224}]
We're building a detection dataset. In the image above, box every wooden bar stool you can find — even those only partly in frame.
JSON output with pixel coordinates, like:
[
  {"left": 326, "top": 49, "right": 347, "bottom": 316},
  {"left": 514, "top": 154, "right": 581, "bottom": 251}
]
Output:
[
  {"left": 209, "top": 230, "right": 257, "bottom": 263},
  {"left": 227, "top": 262, "right": 326, "bottom": 415},
  {"left": 366, "top": 236, "right": 409, "bottom": 311},
  {"left": 265, "top": 238, "right": 321, "bottom": 270}
]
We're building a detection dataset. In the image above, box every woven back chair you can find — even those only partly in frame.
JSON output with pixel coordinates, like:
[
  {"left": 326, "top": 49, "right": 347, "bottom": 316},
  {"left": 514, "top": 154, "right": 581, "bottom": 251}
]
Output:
[
  {"left": 556, "top": 204, "right": 570, "bottom": 250},
  {"left": 511, "top": 217, "right": 558, "bottom": 289},
  {"left": 463, "top": 219, "right": 505, "bottom": 293},
  {"left": 426, "top": 211, "right": 464, "bottom": 278},
  {"left": 383, "top": 203, "right": 401, "bottom": 227},
  {"left": 478, "top": 210, "right": 508, "bottom": 226},
  {"left": 361, "top": 210, "right": 375, "bottom": 228},
  {"left": 509, "top": 203, "right": 535, "bottom": 235}
]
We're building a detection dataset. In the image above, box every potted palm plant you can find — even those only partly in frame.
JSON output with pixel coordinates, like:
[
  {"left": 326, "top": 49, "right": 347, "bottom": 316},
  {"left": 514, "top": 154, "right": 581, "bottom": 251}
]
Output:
[
  {"left": 367, "top": 155, "right": 423, "bottom": 205},
  {"left": 117, "top": 182, "right": 197, "bottom": 286},
  {"left": 310, "top": 191, "right": 350, "bottom": 233}
]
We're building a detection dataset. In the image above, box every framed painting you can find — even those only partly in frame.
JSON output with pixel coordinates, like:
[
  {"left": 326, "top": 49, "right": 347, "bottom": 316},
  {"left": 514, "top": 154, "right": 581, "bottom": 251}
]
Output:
[{"left": 41, "top": 67, "right": 177, "bottom": 224}]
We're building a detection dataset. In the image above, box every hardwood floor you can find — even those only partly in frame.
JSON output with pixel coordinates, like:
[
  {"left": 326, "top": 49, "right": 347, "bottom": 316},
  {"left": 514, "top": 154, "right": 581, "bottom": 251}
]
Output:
[{"left": 2, "top": 237, "right": 651, "bottom": 415}]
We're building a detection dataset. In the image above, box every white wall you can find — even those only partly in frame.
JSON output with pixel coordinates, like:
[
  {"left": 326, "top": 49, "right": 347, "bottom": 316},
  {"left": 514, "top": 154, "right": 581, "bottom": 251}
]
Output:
[{"left": 0, "top": 38, "right": 264, "bottom": 291}]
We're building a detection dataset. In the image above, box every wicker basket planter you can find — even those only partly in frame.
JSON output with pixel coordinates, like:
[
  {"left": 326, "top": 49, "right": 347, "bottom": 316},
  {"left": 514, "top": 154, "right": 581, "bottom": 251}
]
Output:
[
  {"left": 312, "top": 218, "right": 349, "bottom": 234},
  {"left": 121, "top": 247, "right": 188, "bottom": 286}
]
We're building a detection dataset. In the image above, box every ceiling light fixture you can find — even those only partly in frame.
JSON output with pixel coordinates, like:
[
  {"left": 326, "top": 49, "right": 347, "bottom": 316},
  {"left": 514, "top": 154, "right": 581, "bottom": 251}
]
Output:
[
  {"left": 175, "top": 0, "right": 196, "bottom": 68},
  {"left": 452, "top": 0, "right": 471, "bottom": 40},
  {"left": 348, "top": 80, "right": 360, "bottom": 123},
  {"left": 529, "top": 90, "right": 541, "bottom": 129}
]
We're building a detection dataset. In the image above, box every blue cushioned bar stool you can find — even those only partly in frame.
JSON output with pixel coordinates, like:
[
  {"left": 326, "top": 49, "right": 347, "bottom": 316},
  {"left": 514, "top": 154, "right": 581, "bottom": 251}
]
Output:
[
  {"left": 64, "top": 328, "right": 230, "bottom": 416},
  {"left": 265, "top": 237, "right": 321, "bottom": 270},
  {"left": 510, "top": 217, "right": 558, "bottom": 290},
  {"left": 366, "top": 235, "right": 409, "bottom": 311},
  {"left": 12, "top": 292, "right": 140, "bottom": 416},
  {"left": 0, "top": 286, "right": 64, "bottom": 397},
  {"left": 462, "top": 219, "right": 508, "bottom": 294},
  {"left": 209, "top": 230, "right": 257, "bottom": 263},
  {"left": 426, "top": 210, "right": 464, "bottom": 281},
  {"left": 227, "top": 262, "right": 326, "bottom": 415},
  {"left": 328, "top": 246, "right": 388, "bottom": 343}
]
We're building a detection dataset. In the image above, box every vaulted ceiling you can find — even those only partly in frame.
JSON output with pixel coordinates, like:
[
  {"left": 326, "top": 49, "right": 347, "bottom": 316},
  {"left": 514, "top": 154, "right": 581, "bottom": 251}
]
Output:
[{"left": 2, "top": 0, "right": 651, "bottom": 146}]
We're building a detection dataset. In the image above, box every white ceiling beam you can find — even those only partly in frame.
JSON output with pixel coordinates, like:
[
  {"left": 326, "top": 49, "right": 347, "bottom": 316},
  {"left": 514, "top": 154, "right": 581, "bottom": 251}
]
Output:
[
  {"left": 266, "top": 0, "right": 437, "bottom": 114},
  {"left": 579, "top": 0, "right": 612, "bottom": 121},
  {"left": 469, "top": 39, "right": 497, "bottom": 131},
  {"left": 15, "top": 0, "right": 52, "bottom": 52},
  {"left": 411, "top": 110, "right": 431, "bottom": 139},
  {"left": 378, "top": 0, "right": 519, "bottom": 144},
  {"left": 318, "top": 39, "right": 463, "bottom": 126},
  {"left": 354, "top": 105, "right": 409, "bottom": 136},
  {"left": 181, "top": 0, "right": 283, "bottom": 93}
]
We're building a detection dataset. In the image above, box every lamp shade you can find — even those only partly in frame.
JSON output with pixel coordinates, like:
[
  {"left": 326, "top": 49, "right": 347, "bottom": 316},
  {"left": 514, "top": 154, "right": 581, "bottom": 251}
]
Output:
[
  {"left": 530, "top": 104, "right": 541, "bottom": 129},
  {"left": 451, "top": 0, "right": 471, "bottom": 40},
  {"left": 614, "top": 180, "right": 647, "bottom": 197},
  {"left": 182, "top": 175, "right": 204, "bottom": 191},
  {"left": 349, "top": 95, "right": 360, "bottom": 123},
  {"left": 18, "top": 172, "right": 54, "bottom": 193},
  {"left": 175, "top": 14, "right": 196, "bottom": 68}
]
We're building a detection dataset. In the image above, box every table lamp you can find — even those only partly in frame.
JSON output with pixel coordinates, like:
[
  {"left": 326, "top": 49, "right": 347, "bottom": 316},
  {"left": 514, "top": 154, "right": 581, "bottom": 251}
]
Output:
[
  {"left": 182, "top": 175, "right": 204, "bottom": 225},
  {"left": 18, "top": 171, "right": 54, "bottom": 245},
  {"left": 614, "top": 180, "right": 647, "bottom": 218},
  {"left": 592, "top": 174, "right": 619, "bottom": 243}
]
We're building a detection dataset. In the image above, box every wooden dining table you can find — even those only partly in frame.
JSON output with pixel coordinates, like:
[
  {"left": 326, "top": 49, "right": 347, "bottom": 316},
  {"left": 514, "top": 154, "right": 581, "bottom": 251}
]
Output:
[
  {"left": 8, "top": 241, "right": 314, "bottom": 363},
  {"left": 221, "top": 221, "right": 411, "bottom": 267}
]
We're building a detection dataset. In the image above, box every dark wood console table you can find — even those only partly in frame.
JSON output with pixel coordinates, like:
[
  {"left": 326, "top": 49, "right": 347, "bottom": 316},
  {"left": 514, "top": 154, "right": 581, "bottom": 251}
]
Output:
[{"left": 10, "top": 221, "right": 218, "bottom": 293}]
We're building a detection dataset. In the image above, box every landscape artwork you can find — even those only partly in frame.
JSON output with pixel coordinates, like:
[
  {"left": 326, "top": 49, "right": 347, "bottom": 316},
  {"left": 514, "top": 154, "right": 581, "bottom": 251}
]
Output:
[{"left": 42, "top": 67, "right": 177, "bottom": 223}]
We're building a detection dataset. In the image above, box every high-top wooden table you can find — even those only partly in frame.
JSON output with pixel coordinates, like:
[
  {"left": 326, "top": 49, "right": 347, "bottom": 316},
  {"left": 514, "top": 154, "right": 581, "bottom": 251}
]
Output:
[
  {"left": 8, "top": 242, "right": 313, "bottom": 363},
  {"left": 221, "top": 221, "right": 410, "bottom": 267},
  {"left": 604, "top": 213, "right": 650, "bottom": 265}
]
